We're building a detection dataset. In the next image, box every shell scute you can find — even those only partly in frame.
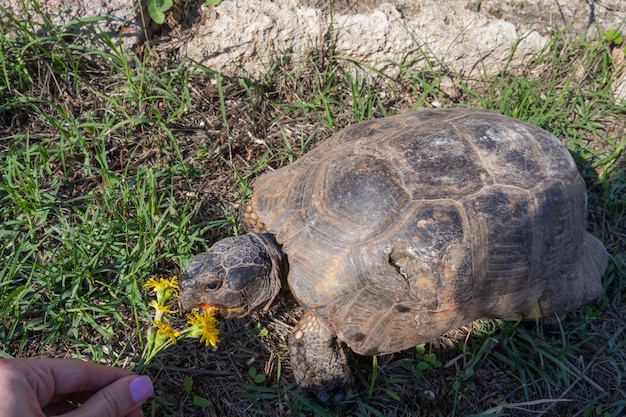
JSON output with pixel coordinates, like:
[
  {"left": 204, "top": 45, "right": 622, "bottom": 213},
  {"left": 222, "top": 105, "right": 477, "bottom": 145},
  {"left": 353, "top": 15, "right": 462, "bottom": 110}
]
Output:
[
  {"left": 387, "top": 126, "right": 488, "bottom": 200},
  {"left": 308, "top": 153, "right": 410, "bottom": 242}
]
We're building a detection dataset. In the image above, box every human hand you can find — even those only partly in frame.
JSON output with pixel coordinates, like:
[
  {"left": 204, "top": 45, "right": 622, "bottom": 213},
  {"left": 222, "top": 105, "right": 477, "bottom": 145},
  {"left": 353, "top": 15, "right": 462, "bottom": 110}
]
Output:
[{"left": 0, "top": 357, "right": 153, "bottom": 417}]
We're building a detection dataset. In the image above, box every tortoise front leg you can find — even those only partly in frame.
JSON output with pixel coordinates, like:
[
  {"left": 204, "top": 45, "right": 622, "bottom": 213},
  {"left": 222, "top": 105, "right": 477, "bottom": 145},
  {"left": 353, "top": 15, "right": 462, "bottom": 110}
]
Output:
[{"left": 288, "top": 310, "right": 351, "bottom": 404}]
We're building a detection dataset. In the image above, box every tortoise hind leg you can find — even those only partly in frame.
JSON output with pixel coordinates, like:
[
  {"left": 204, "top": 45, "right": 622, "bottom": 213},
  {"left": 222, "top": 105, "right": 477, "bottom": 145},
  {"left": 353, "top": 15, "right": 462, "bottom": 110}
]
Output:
[
  {"left": 580, "top": 233, "right": 608, "bottom": 304},
  {"left": 530, "top": 233, "right": 608, "bottom": 321},
  {"left": 288, "top": 310, "right": 351, "bottom": 404}
]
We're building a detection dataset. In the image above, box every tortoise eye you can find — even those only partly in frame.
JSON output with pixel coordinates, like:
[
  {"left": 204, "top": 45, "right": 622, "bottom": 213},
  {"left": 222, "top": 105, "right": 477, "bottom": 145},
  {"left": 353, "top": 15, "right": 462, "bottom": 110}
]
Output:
[{"left": 205, "top": 282, "right": 220, "bottom": 291}]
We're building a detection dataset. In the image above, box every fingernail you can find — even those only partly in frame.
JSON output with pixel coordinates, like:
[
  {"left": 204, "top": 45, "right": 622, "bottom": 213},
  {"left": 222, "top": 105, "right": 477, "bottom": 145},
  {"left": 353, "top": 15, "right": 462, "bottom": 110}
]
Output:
[{"left": 129, "top": 375, "right": 154, "bottom": 403}]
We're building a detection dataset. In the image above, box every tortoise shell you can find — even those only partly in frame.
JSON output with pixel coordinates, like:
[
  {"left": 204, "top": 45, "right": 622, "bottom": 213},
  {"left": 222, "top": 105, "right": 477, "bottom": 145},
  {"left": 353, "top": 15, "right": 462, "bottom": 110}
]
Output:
[{"left": 244, "top": 108, "right": 607, "bottom": 356}]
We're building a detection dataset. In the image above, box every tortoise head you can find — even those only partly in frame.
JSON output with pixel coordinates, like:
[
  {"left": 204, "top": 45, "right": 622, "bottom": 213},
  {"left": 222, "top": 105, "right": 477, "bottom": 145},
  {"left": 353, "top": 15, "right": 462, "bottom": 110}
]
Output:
[{"left": 179, "top": 233, "right": 286, "bottom": 319}]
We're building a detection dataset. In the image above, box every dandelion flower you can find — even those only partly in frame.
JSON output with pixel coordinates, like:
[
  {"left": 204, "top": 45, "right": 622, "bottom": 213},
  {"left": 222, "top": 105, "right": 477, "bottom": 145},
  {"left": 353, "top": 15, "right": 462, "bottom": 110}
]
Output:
[{"left": 186, "top": 308, "right": 220, "bottom": 348}]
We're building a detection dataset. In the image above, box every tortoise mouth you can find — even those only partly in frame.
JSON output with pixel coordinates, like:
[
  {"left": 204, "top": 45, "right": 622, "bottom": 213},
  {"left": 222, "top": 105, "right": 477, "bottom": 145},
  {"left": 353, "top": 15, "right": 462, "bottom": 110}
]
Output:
[{"left": 198, "top": 304, "right": 245, "bottom": 319}]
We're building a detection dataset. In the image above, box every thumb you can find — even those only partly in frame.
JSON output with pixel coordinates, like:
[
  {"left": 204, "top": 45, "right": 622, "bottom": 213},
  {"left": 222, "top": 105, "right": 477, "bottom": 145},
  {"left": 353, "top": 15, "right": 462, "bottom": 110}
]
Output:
[{"left": 66, "top": 375, "right": 153, "bottom": 417}]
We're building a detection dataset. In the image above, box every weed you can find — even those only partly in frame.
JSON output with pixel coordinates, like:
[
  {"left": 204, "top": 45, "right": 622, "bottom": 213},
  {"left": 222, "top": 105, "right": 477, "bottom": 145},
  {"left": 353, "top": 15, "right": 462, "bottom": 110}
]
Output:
[{"left": 183, "top": 375, "right": 212, "bottom": 408}]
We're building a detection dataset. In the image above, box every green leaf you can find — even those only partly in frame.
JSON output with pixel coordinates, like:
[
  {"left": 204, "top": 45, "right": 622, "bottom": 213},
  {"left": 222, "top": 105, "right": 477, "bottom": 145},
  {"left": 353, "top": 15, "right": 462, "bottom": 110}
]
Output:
[
  {"left": 147, "top": 0, "right": 166, "bottom": 24},
  {"left": 252, "top": 322, "right": 268, "bottom": 337},
  {"left": 193, "top": 395, "right": 212, "bottom": 408},
  {"left": 205, "top": 0, "right": 222, "bottom": 4},
  {"left": 451, "top": 380, "right": 461, "bottom": 392},
  {"left": 253, "top": 373, "right": 266, "bottom": 384},
  {"left": 158, "top": 0, "right": 173, "bottom": 12},
  {"left": 248, "top": 366, "right": 257, "bottom": 377},
  {"left": 383, "top": 388, "right": 401, "bottom": 401},
  {"left": 415, "top": 344, "right": 426, "bottom": 357},
  {"left": 462, "top": 367, "right": 475, "bottom": 378},
  {"left": 603, "top": 29, "right": 623, "bottom": 45},
  {"left": 195, "top": 148, "right": 209, "bottom": 159},
  {"left": 183, "top": 376, "right": 193, "bottom": 393}
]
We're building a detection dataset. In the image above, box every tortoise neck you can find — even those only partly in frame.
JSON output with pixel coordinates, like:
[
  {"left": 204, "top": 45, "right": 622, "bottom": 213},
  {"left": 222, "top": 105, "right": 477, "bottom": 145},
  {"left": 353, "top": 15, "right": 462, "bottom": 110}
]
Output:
[{"left": 251, "top": 232, "right": 289, "bottom": 298}]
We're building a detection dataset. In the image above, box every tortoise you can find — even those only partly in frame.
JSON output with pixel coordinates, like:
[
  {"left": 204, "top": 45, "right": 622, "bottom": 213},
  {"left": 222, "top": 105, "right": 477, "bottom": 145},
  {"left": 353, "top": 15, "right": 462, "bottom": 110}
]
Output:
[{"left": 180, "top": 108, "right": 608, "bottom": 403}]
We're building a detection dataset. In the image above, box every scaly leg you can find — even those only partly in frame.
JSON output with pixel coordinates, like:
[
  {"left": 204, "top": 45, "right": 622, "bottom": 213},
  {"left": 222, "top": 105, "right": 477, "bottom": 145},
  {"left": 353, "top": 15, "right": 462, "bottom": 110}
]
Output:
[{"left": 288, "top": 310, "right": 350, "bottom": 404}]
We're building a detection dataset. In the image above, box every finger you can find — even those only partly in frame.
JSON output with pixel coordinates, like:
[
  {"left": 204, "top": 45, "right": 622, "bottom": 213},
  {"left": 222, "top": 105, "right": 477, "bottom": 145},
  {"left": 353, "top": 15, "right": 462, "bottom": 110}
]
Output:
[
  {"left": 62, "top": 375, "right": 153, "bottom": 417},
  {"left": 42, "top": 399, "right": 79, "bottom": 415},
  {"left": 0, "top": 359, "right": 45, "bottom": 416},
  {"left": 17, "top": 358, "right": 135, "bottom": 405},
  {"left": 49, "top": 390, "right": 96, "bottom": 406},
  {"left": 126, "top": 408, "right": 144, "bottom": 417}
]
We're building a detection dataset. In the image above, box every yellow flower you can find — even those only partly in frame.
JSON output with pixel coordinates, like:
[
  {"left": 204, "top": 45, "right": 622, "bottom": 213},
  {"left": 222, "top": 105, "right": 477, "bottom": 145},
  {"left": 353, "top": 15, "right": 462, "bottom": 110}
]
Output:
[
  {"left": 149, "top": 300, "right": 173, "bottom": 313},
  {"left": 149, "top": 300, "right": 174, "bottom": 322},
  {"left": 139, "top": 276, "right": 220, "bottom": 373},
  {"left": 154, "top": 320, "right": 180, "bottom": 344},
  {"left": 144, "top": 276, "right": 179, "bottom": 293},
  {"left": 144, "top": 277, "right": 179, "bottom": 303},
  {"left": 186, "top": 308, "right": 220, "bottom": 348}
]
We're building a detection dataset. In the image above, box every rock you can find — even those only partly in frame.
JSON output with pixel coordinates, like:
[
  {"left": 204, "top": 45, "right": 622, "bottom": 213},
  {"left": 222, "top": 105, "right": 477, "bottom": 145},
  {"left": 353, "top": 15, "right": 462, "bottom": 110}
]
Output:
[
  {"left": 184, "top": 0, "right": 626, "bottom": 81},
  {"left": 2, "top": 0, "right": 144, "bottom": 50},
  {"left": 612, "top": 46, "right": 626, "bottom": 104}
]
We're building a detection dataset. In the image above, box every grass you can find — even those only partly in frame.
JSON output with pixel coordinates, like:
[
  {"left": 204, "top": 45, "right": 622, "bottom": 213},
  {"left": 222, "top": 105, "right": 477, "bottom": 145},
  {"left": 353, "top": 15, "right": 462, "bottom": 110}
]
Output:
[{"left": 1, "top": 2, "right": 625, "bottom": 416}]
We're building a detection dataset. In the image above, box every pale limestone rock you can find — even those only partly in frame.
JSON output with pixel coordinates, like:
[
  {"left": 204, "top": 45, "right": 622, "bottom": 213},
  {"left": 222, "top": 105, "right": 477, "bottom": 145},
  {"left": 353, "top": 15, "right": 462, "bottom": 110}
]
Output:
[
  {"left": 612, "top": 46, "right": 626, "bottom": 104},
  {"left": 2, "top": 0, "right": 144, "bottom": 50},
  {"left": 184, "top": 0, "right": 549, "bottom": 78},
  {"left": 183, "top": 0, "right": 625, "bottom": 98}
]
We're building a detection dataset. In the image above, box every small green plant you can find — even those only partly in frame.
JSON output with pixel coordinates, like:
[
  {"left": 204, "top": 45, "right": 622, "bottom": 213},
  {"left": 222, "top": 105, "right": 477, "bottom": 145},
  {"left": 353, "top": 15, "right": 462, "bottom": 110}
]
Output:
[
  {"left": 364, "top": 356, "right": 404, "bottom": 401},
  {"left": 183, "top": 376, "right": 213, "bottom": 408},
  {"left": 603, "top": 28, "right": 626, "bottom": 57},
  {"left": 412, "top": 344, "right": 442, "bottom": 378},
  {"left": 449, "top": 367, "right": 476, "bottom": 395},
  {"left": 147, "top": 0, "right": 222, "bottom": 24},
  {"left": 251, "top": 321, "right": 269, "bottom": 339},
  {"left": 583, "top": 401, "right": 626, "bottom": 417},
  {"left": 147, "top": 0, "right": 172, "bottom": 25},
  {"left": 247, "top": 365, "right": 267, "bottom": 384},
  {"left": 368, "top": 355, "right": 379, "bottom": 397},
  {"left": 603, "top": 29, "right": 624, "bottom": 48}
]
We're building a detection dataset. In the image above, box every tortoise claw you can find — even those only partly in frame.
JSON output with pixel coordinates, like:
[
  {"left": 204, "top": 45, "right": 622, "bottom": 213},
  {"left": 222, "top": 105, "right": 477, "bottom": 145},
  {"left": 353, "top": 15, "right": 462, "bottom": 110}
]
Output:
[{"left": 306, "top": 383, "right": 346, "bottom": 405}]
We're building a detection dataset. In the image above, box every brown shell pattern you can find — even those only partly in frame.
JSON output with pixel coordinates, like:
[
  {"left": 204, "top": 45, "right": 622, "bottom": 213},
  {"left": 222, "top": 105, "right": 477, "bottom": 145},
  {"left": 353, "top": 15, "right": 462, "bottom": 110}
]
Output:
[{"left": 246, "top": 109, "right": 608, "bottom": 355}]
